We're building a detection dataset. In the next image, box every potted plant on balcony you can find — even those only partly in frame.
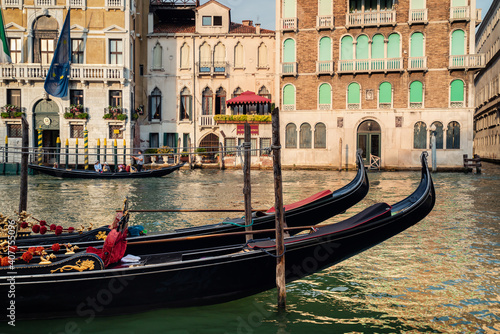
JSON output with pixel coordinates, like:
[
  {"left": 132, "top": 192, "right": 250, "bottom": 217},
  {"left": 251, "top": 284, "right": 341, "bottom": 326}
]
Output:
[
  {"left": 103, "top": 106, "right": 127, "bottom": 120},
  {"left": 1, "top": 104, "right": 24, "bottom": 119},
  {"left": 213, "top": 114, "right": 272, "bottom": 124},
  {"left": 64, "top": 104, "right": 89, "bottom": 119}
]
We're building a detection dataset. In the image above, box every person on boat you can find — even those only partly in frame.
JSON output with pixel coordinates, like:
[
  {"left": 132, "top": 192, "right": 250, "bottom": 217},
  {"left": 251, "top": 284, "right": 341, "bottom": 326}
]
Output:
[
  {"left": 102, "top": 162, "right": 111, "bottom": 173},
  {"left": 132, "top": 150, "right": 144, "bottom": 172},
  {"left": 118, "top": 164, "right": 126, "bottom": 172},
  {"left": 94, "top": 161, "right": 103, "bottom": 173}
]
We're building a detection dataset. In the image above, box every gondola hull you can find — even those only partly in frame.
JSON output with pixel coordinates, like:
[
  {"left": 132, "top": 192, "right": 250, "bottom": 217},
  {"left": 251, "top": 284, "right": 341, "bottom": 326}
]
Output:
[
  {"left": 16, "top": 154, "right": 369, "bottom": 253},
  {"left": 1, "top": 153, "right": 434, "bottom": 320},
  {"left": 28, "top": 163, "right": 184, "bottom": 179}
]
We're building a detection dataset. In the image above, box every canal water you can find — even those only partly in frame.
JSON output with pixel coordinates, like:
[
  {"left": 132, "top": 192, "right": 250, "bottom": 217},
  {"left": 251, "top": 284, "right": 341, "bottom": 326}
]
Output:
[{"left": 0, "top": 163, "right": 499, "bottom": 333}]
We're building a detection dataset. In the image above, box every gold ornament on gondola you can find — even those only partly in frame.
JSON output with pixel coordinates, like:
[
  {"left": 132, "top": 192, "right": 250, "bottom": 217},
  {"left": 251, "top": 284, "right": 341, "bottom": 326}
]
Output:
[
  {"left": 50, "top": 259, "right": 95, "bottom": 273},
  {"left": 39, "top": 253, "right": 57, "bottom": 265},
  {"left": 64, "top": 244, "right": 80, "bottom": 255},
  {"left": 96, "top": 231, "right": 108, "bottom": 240}
]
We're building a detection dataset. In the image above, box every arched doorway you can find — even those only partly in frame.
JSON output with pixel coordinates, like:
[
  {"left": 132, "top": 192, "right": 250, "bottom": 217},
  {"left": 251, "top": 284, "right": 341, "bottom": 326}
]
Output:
[
  {"left": 34, "top": 99, "right": 60, "bottom": 163},
  {"left": 357, "top": 120, "right": 381, "bottom": 164},
  {"left": 199, "top": 133, "right": 219, "bottom": 162}
]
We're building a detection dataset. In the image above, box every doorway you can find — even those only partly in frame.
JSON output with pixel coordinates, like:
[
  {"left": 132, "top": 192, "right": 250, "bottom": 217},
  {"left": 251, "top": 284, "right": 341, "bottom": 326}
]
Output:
[
  {"left": 33, "top": 99, "right": 60, "bottom": 164},
  {"left": 357, "top": 120, "right": 381, "bottom": 164}
]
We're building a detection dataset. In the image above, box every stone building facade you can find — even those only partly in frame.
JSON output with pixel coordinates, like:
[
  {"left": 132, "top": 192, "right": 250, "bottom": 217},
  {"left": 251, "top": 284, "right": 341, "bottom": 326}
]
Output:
[
  {"left": 0, "top": 0, "right": 140, "bottom": 165},
  {"left": 474, "top": 0, "right": 500, "bottom": 162},
  {"left": 276, "top": 0, "right": 484, "bottom": 169},
  {"left": 140, "top": 0, "right": 276, "bottom": 166}
]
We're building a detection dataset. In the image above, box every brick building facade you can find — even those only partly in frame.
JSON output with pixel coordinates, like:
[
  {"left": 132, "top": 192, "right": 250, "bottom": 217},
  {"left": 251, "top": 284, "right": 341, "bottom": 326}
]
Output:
[{"left": 276, "top": 0, "right": 484, "bottom": 169}]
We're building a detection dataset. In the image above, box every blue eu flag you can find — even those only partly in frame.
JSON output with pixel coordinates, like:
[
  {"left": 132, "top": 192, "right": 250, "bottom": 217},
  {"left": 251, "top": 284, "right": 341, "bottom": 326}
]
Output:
[{"left": 44, "top": 11, "right": 70, "bottom": 98}]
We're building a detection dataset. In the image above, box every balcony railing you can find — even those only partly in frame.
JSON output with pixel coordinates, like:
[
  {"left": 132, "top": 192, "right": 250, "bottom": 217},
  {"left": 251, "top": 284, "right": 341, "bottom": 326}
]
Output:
[
  {"left": 0, "top": 64, "right": 127, "bottom": 83},
  {"left": 36, "top": 0, "right": 55, "bottom": 6},
  {"left": 450, "top": 6, "right": 470, "bottom": 21},
  {"left": 2, "top": 0, "right": 22, "bottom": 8},
  {"left": 316, "top": 15, "right": 334, "bottom": 30},
  {"left": 197, "top": 62, "right": 228, "bottom": 77},
  {"left": 347, "top": 103, "right": 360, "bottom": 110},
  {"left": 338, "top": 58, "right": 402, "bottom": 73},
  {"left": 449, "top": 54, "right": 486, "bottom": 69},
  {"left": 106, "top": 0, "right": 124, "bottom": 10},
  {"left": 282, "top": 62, "right": 297, "bottom": 76},
  {"left": 68, "top": 0, "right": 86, "bottom": 8},
  {"left": 450, "top": 101, "right": 464, "bottom": 108},
  {"left": 316, "top": 61, "right": 334, "bottom": 75},
  {"left": 346, "top": 10, "right": 396, "bottom": 28},
  {"left": 410, "top": 102, "right": 423, "bottom": 109},
  {"left": 409, "top": 9, "right": 428, "bottom": 24},
  {"left": 379, "top": 103, "right": 392, "bottom": 109},
  {"left": 319, "top": 104, "right": 331, "bottom": 110},
  {"left": 282, "top": 18, "right": 298, "bottom": 32},
  {"left": 200, "top": 115, "right": 215, "bottom": 127},
  {"left": 408, "top": 57, "right": 428, "bottom": 71}
]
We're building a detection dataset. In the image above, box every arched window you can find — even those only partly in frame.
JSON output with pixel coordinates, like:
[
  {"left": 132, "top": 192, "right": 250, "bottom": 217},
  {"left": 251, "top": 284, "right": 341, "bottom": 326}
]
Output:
[
  {"left": 430, "top": 121, "right": 443, "bottom": 149},
  {"left": 319, "top": 37, "right": 332, "bottom": 61},
  {"left": 299, "top": 123, "right": 312, "bottom": 149},
  {"left": 379, "top": 82, "right": 392, "bottom": 108},
  {"left": 387, "top": 33, "right": 400, "bottom": 58},
  {"left": 213, "top": 43, "right": 226, "bottom": 72},
  {"left": 215, "top": 87, "right": 226, "bottom": 115},
  {"left": 410, "top": 81, "right": 423, "bottom": 108},
  {"left": 152, "top": 42, "right": 162, "bottom": 70},
  {"left": 283, "top": 84, "right": 295, "bottom": 109},
  {"left": 319, "top": 83, "right": 331, "bottom": 109},
  {"left": 410, "top": 32, "right": 424, "bottom": 69},
  {"left": 371, "top": 34, "right": 385, "bottom": 59},
  {"left": 199, "top": 43, "right": 211, "bottom": 72},
  {"left": 451, "top": 29, "right": 465, "bottom": 56},
  {"left": 283, "top": 0, "right": 296, "bottom": 18},
  {"left": 285, "top": 123, "right": 297, "bottom": 148},
  {"left": 356, "top": 35, "right": 369, "bottom": 59},
  {"left": 180, "top": 87, "right": 192, "bottom": 121},
  {"left": 413, "top": 121, "right": 427, "bottom": 149},
  {"left": 232, "top": 87, "right": 243, "bottom": 114},
  {"left": 258, "top": 43, "right": 268, "bottom": 68},
  {"left": 341, "top": 35, "right": 354, "bottom": 60},
  {"left": 180, "top": 43, "right": 190, "bottom": 69},
  {"left": 347, "top": 82, "right": 360, "bottom": 109},
  {"left": 446, "top": 121, "right": 460, "bottom": 149},
  {"left": 410, "top": 0, "right": 424, "bottom": 10},
  {"left": 450, "top": 79, "right": 464, "bottom": 107},
  {"left": 314, "top": 123, "right": 327, "bottom": 148},
  {"left": 202, "top": 87, "right": 213, "bottom": 116},
  {"left": 234, "top": 42, "right": 244, "bottom": 68},
  {"left": 149, "top": 87, "right": 162, "bottom": 121},
  {"left": 258, "top": 86, "right": 271, "bottom": 114}
]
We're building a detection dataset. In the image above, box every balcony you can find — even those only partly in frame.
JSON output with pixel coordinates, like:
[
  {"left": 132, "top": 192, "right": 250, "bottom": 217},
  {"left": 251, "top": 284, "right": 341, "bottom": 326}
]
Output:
[
  {"left": 197, "top": 62, "right": 228, "bottom": 77},
  {"left": 316, "top": 61, "right": 334, "bottom": 75},
  {"left": 450, "top": 6, "right": 470, "bottom": 21},
  {"left": 36, "top": 0, "right": 56, "bottom": 6},
  {"left": 408, "top": 57, "right": 428, "bottom": 71},
  {"left": 449, "top": 54, "right": 486, "bottom": 70},
  {"left": 0, "top": 64, "right": 127, "bottom": 84},
  {"left": 316, "top": 15, "right": 334, "bottom": 30},
  {"left": 200, "top": 115, "right": 215, "bottom": 127},
  {"left": 106, "top": 0, "right": 124, "bottom": 10},
  {"left": 68, "top": 0, "right": 86, "bottom": 8},
  {"left": 408, "top": 9, "right": 428, "bottom": 25},
  {"left": 282, "top": 62, "right": 297, "bottom": 77},
  {"left": 2, "top": 0, "right": 22, "bottom": 8},
  {"left": 346, "top": 10, "right": 396, "bottom": 28},
  {"left": 281, "top": 18, "right": 298, "bottom": 32},
  {"left": 338, "top": 58, "right": 403, "bottom": 74}
]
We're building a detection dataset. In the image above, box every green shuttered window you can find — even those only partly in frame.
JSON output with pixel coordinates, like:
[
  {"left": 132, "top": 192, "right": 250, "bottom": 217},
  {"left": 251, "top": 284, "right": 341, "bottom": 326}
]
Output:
[
  {"left": 379, "top": 82, "right": 392, "bottom": 104},
  {"left": 283, "top": 84, "right": 295, "bottom": 106},
  {"left": 410, "top": 81, "right": 423, "bottom": 103},
  {"left": 348, "top": 82, "right": 360, "bottom": 104},
  {"left": 319, "top": 83, "right": 331, "bottom": 105}
]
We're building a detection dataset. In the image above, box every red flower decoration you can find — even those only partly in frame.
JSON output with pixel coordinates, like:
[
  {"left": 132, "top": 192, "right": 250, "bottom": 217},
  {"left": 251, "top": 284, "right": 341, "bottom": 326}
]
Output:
[
  {"left": 36, "top": 246, "right": 44, "bottom": 254},
  {"left": 40, "top": 226, "right": 48, "bottom": 235},
  {"left": 55, "top": 226, "right": 63, "bottom": 236},
  {"left": 50, "top": 224, "right": 56, "bottom": 231},
  {"left": 1, "top": 257, "right": 11, "bottom": 267},
  {"left": 32, "top": 225, "right": 40, "bottom": 233},
  {"left": 8, "top": 246, "right": 18, "bottom": 253},
  {"left": 51, "top": 243, "right": 60, "bottom": 252},
  {"left": 28, "top": 247, "right": 36, "bottom": 254},
  {"left": 20, "top": 221, "right": 29, "bottom": 229},
  {"left": 68, "top": 227, "right": 75, "bottom": 233},
  {"left": 39, "top": 220, "right": 47, "bottom": 226},
  {"left": 22, "top": 251, "right": 33, "bottom": 263}
]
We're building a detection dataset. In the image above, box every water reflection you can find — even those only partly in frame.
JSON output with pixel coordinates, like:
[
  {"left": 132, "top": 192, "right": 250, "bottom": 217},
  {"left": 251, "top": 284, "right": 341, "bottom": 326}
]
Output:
[{"left": 1, "top": 163, "right": 499, "bottom": 333}]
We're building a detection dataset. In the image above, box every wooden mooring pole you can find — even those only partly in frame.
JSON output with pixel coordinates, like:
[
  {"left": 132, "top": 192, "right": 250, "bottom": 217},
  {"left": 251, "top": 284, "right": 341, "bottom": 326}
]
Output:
[
  {"left": 271, "top": 107, "right": 286, "bottom": 309},
  {"left": 19, "top": 117, "right": 29, "bottom": 212},
  {"left": 243, "top": 123, "right": 253, "bottom": 242}
]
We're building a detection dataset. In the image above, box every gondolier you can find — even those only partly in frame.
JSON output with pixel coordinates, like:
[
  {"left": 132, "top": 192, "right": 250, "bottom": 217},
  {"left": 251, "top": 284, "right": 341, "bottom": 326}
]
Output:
[{"left": 133, "top": 150, "right": 144, "bottom": 171}]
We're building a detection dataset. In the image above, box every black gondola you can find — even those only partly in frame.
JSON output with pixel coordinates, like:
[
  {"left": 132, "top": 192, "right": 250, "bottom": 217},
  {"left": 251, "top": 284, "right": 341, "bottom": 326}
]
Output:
[
  {"left": 0, "top": 152, "right": 434, "bottom": 320},
  {"left": 14, "top": 153, "right": 369, "bottom": 253},
  {"left": 28, "top": 163, "right": 184, "bottom": 179}
]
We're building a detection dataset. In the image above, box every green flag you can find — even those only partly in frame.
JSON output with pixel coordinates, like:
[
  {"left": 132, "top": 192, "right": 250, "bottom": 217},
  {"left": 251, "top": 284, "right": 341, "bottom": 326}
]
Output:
[{"left": 0, "top": 8, "right": 11, "bottom": 64}]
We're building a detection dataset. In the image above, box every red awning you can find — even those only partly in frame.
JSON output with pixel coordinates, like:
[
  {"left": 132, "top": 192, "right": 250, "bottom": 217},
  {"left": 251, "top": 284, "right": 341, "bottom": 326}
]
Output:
[{"left": 226, "top": 91, "right": 271, "bottom": 106}]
